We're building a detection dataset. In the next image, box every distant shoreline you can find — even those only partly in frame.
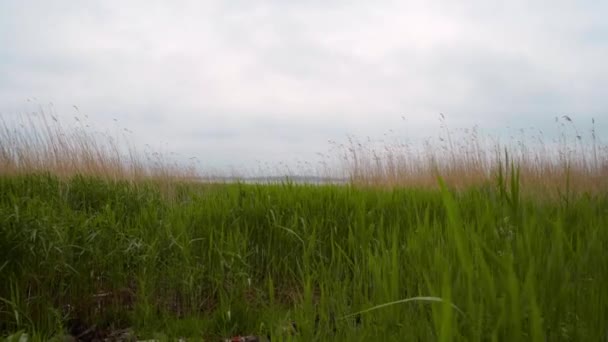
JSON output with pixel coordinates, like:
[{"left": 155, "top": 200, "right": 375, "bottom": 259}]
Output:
[{"left": 194, "top": 175, "right": 349, "bottom": 185}]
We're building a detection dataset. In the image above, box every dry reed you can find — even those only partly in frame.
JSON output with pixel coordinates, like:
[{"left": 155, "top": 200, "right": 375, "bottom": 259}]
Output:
[
  {"left": 0, "top": 108, "right": 198, "bottom": 182},
  {"left": 337, "top": 115, "right": 607, "bottom": 194},
  {"left": 2, "top": 109, "right": 606, "bottom": 194}
]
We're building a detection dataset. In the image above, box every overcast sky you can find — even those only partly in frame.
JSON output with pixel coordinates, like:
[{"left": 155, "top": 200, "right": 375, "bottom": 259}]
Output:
[{"left": 1, "top": 1, "right": 607, "bottom": 172}]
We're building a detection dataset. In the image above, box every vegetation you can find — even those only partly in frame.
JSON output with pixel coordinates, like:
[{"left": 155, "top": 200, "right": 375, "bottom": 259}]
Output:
[
  {"left": 339, "top": 115, "right": 608, "bottom": 192},
  {"left": 0, "top": 109, "right": 197, "bottom": 181},
  {"left": 1, "top": 111, "right": 607, "bottom": 340},
  {"left": 1, "top": 168, "right": 608, "bottom": 340}
]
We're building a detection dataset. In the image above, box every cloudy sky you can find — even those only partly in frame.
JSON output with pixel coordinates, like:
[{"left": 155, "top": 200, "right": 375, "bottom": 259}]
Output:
[{"left": 1, "top": 1, "right": 607, "bottom": 172}]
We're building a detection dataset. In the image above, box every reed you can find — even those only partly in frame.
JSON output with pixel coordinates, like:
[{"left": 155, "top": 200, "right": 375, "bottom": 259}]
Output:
[
  {"left": 0, "top": 109, "right": 198, "bottom": 182},
  {"left": 337, "top": 115, "right": 607, "bottom": 194},
  {"left": 1, "top": 110, "right": 607, "bottom": 340}
]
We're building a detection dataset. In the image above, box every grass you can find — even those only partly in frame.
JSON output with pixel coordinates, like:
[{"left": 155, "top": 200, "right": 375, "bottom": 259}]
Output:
[
  {"left": 1, "top": 110, "right": 607, "bottom": 340},
  {"left": 0, "top": 108, "right": 198, "bottom": 181},
  {"left": 338, "top": 115, "right": 608, "bottom": 193},
  {"left": 1, "top": 169, "right": 607, "bottom": 340}
]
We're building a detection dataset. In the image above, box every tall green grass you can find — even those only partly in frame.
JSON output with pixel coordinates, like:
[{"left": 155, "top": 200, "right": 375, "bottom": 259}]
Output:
[{"left": 1, "top": 170, "right": 607, "bottom": 340}]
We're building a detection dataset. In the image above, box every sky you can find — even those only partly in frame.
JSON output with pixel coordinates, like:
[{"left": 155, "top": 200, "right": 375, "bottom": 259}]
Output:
[{"left": 1, "top": 1, "right": 607, "bottom": 173}]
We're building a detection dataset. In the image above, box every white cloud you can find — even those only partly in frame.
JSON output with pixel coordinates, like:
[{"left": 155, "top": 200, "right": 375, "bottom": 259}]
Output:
[{"left": 1, "top": 0, "right": 607, "bottom": 171}]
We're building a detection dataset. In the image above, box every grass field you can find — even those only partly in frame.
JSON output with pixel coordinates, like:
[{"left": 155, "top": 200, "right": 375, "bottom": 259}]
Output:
[
  {"left": 2, "top": 112, "right": 608, "bottom": 340},
  {"left": 1, "top": 168, "right": 607, "bottom": 341}
]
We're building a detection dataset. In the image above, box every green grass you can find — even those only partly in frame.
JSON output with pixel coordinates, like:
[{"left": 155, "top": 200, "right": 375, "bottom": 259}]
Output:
[{"left": 1, "top": 171, "right": 607, "bottom": 341}]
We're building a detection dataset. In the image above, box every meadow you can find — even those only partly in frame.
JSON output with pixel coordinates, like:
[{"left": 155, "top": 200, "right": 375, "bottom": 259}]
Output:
[{"left": 1, "top": 111, "right": 607, "bottom": 341}]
